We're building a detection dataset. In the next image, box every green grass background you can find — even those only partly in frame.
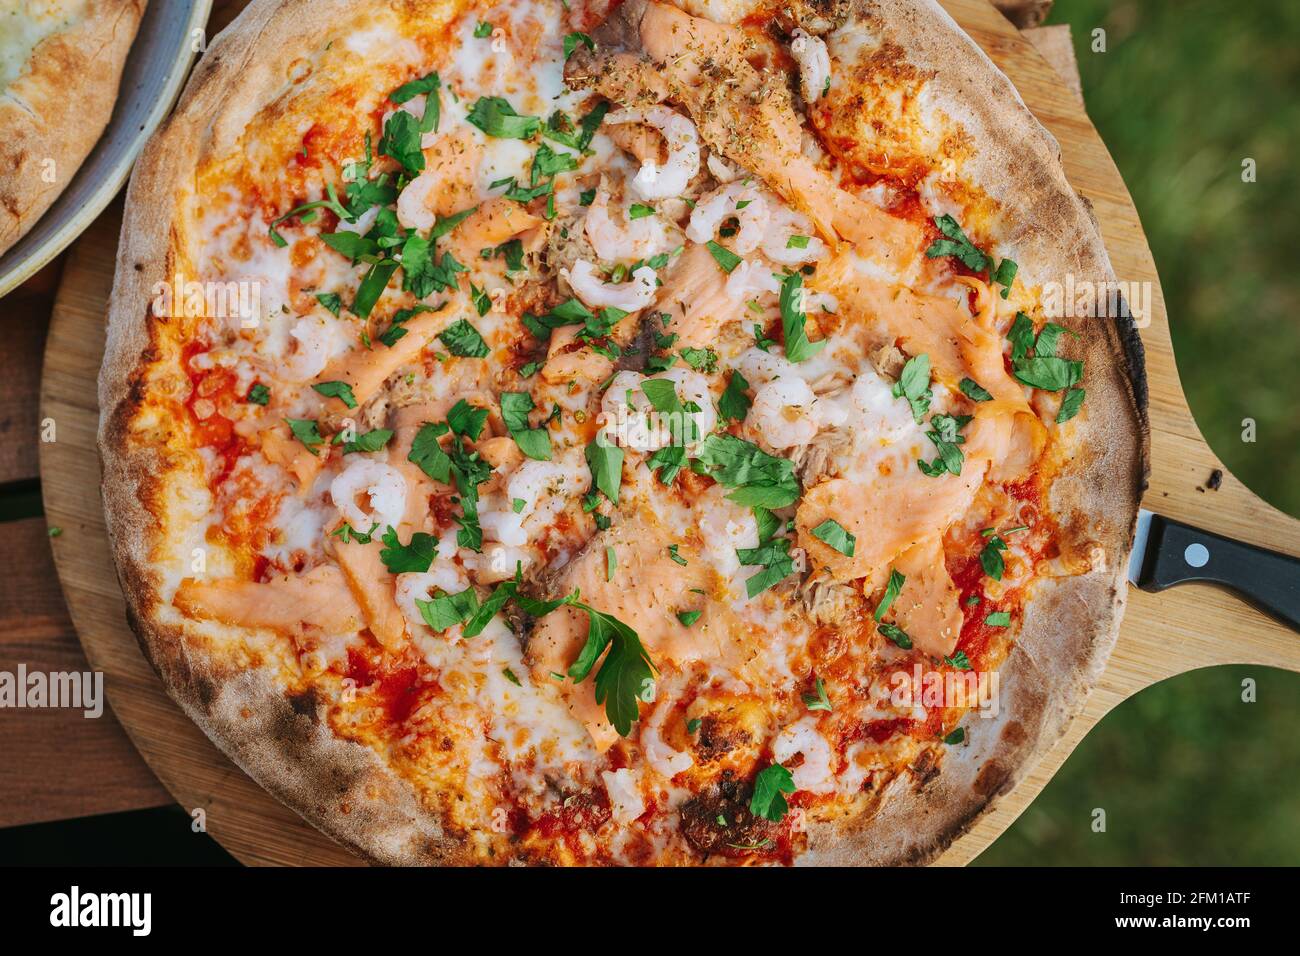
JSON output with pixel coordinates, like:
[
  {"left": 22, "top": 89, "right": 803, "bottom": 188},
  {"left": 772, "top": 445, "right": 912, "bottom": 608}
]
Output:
[{"left": 974, "top": 0, "right": 1300, "bottom": 865}]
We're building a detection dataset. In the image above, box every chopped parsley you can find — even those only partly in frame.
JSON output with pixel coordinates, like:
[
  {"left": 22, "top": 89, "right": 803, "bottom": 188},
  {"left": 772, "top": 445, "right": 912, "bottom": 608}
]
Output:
[
  {"left": 286, "top": 418, "right": 324, "bottom": 454},
  {"left": 985, "top": 611, "right": 1011, "bottom": 628},
  {"left": 924, "top": 214, "right": 991, "bottom": 272},
  {"left": 944, "top": 651, "right": 972, "bottom": 670},
  {"left": 1057, "top": 387, "right": 1086, "bottom": 423},
  {"left": 312, "top": 380, "right": 357, "bottom": 408},
  {"left": 247, "top": 383, "right": 270, "bottom": 405},
  {"left": 342, "top": 428, "right": 393, "bottom": 454},
  {"left": 779, "top": 271, "right": 825, "bottom": 363},
  {"left": 736, "top": 537, "right": 796, "bottom": 598},
  {"left": 466, "top": 96, "right": 541, "bottom": 139},
  {"left": 878, "top": 621, "right": 913, "bottom": 649},
  {"left": 958, "top": 377, "right": 993, "bottom": 402},
  {"left": 811, "top": 519, "right": 855, "bottom": 557},
  {"left": 705, "top": 240, "right": 742, "bottom": 273},
  {"left": 873, "top": 569, "right": 905, "bottom": 622},
  {"left": 563, "top": 31, "right": 595, "bottom": 59},
  {"left": 892, "top": 353, "right": 932, "bottom": 423},
  {"left": 802, "top": 676, "right": 833, "bottom": 712}
]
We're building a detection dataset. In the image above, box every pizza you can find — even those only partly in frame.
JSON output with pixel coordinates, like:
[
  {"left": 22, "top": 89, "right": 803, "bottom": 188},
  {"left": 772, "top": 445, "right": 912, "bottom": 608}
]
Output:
[
  {"left": 100, "top": 0, "right": 1148, "bottom": 865},
  {"left": 0, "top": 0, "right": 145, "bottom": 257}
]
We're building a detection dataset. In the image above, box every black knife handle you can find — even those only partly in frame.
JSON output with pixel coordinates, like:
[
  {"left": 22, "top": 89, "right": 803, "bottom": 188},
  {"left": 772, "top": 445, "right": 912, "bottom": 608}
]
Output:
[{"left": 1137, "top": 514, "right": 1300, "bottom": 631}]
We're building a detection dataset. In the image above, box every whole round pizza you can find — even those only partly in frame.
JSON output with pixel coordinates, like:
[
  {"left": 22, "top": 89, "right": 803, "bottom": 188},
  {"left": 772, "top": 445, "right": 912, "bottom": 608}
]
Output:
[{"left": 99, "top": 0, "right": 1148, "bottom": 865}]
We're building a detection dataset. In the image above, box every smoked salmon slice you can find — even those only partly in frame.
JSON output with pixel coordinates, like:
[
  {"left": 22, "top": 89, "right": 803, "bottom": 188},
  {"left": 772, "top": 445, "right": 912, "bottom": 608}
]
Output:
[{"left": 174, "top": 565, "right": 363, "bottom": 638}]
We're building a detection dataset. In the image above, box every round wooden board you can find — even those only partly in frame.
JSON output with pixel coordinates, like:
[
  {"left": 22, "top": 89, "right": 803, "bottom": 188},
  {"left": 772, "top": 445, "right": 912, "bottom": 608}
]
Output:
[{"left": 40, "top": 0, "right": 1300, "bottom": 867}]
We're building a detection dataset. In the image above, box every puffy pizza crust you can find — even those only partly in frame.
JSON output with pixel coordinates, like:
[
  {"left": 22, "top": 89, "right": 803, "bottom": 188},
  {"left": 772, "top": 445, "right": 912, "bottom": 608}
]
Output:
[
  {"left": 100, "top": 0, "right": 1148, "bottom": 866},
  {"left": 0, "top": 0, "right": 145, "bottom": 257}
]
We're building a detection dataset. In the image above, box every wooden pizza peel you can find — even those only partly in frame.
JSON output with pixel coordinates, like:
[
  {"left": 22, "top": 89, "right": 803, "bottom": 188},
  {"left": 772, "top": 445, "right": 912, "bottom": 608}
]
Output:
[{"left": 37, "top": 0, "right": 1300, "bottom": 866}]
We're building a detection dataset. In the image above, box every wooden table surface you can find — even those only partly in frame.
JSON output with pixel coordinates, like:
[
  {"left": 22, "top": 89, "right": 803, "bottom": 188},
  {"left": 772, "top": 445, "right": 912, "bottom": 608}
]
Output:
[{"left": 0, "top": 0, "right": 1116, "bottom": 841}]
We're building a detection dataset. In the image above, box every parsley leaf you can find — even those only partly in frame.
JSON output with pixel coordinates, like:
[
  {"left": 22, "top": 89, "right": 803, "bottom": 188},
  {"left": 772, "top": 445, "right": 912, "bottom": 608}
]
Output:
[
  {"left": 438, "top": 318, "right": 490, "bottom": 358},
  {"left": 980, "top": 535, "right": 1008, "bottom": 581},
  {"left": 501, "top": 392, "right": 552, "bottom": 461},
  {"left": 718, "top": 369, "right": 752, "bottom": 422},
  {"left": 408, "top": 421, "right": 452, "bottom": 483},
  {"left": 1014, "top": 356, "right": 1084, "bottom": 391},
  {"left": 379, "top": 526, "right": 437, "bottom": 573},
  {"left": 446, "top": 399, "right": 489, "bottom": 440},
  {"left": 466, "top": 96, "right": 541, "bottom": 139},
  {"left": 417, "top": 586, "right": 480, "bottom": 632},
  {"left": 1057, "top": 387, "right": 1086, "bottom": 423},
  {"left": 694, "top": 434, "right": 800, "bottom": 508},
  {"left": 645, "top": 445, "right": 687, "bottom": 484},
  {"left": 247, "top": 383, "right": 270, "bottom": 405},
  {"left": 680, "top": 347, "right": 718, "bottom": 373},
  {"left": 944, "top": 651, "right": 972, "bottom": 670},
  {"left": 736, "top": 537, "right": 796, "bottom": 598},
  {"left": 315, "top": 291, "right": 343, "bottom": 316},
  {"left": 586, "top": 432, "right": 624, "bottom": 503},
  {"left": 749, "top": 764, "right": 796, "bottom": 822},
  {"left": 378, "top": 109, "right": 425, "bottom": 174},
  {"left": 352, "top": 259, "right": 400, "bottom": 319},
  {"left": 990, "top": 257, "right": 1018, "bottom": 297},
  {"left": 563, "top": 31, "right": 595, "bottom": 59},
  {"left": 567, "top": 601, "right": 657, "bottom": 737}
]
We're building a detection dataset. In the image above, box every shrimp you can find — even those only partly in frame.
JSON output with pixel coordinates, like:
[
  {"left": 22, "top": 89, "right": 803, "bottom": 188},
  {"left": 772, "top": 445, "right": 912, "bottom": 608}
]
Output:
[
  {"left": 283, "top": 314, "right": 349, "bottom": 382},
  {"left": 481, "top": 454, "right": 582, "bottom": 548},
  {"left": 601, "top": 768, "right": 647, "bottom": 824},
  {"left": 747, "top": 376, "right": 844, "bottom": 449},
  {"left": 565, "top": 259, "right": 658, "bottom": 311},
  {"left": 329, "top": 459, "right": 408, "bottom": 530},
  {"left": 706, "top": 151, "right": 741, "bottom": 183},
  {"left": 394, "top": 129, "right": 483, "bottom": 232},
  {"left": 605, "top": 106, "right": 700, "bottom": 200},
  {"left": 772, "top": 717, "right": 836, "bottom": 794},
  {"left": 790, "top": 29, "right": 831, "bottom": 104},
  {"left": 761, "top": 203, "right": 826, "bottom": 266},
  {"left": 724, "top": 260, "right": 781, "bottom": 302},
  {"left": 584, "top": 186, "right": 672, "bottom": 261},
  {"left": 686, "top": 181, "right": 770, "bottom": 254},
  {"left": 600, "top": 368, "right": 716, "bottom": 453}
]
